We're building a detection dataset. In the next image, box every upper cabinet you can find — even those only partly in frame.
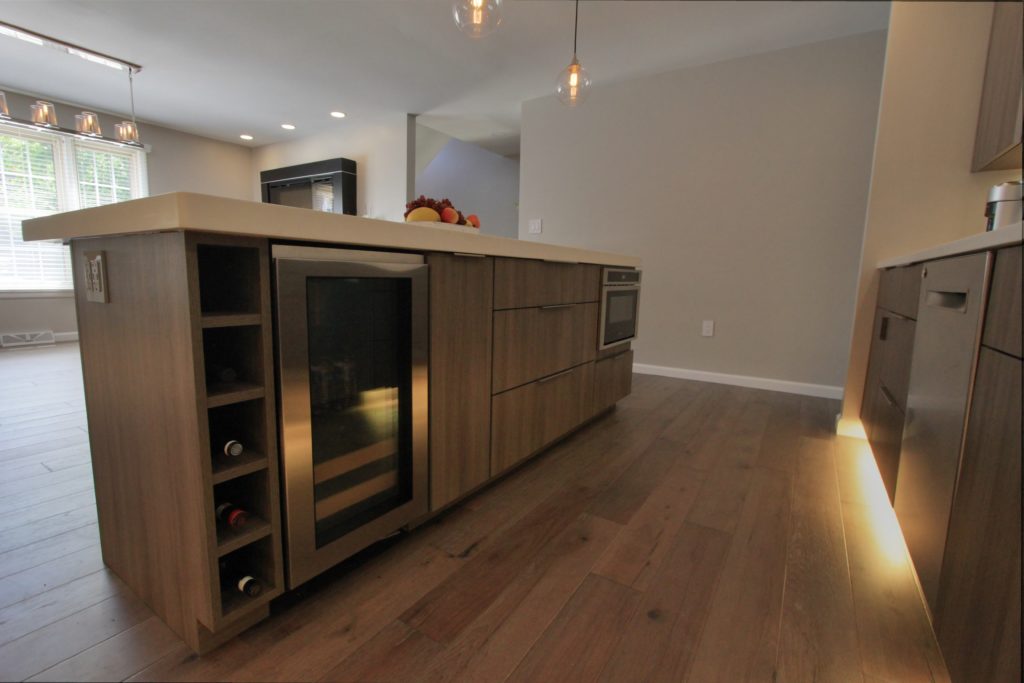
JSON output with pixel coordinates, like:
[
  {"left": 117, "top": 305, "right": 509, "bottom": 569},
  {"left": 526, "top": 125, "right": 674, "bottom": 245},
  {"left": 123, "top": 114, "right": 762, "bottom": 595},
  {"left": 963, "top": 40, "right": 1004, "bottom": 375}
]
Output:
[{"left": 972, "top": 1, "right": 1023, "bottom": 172}]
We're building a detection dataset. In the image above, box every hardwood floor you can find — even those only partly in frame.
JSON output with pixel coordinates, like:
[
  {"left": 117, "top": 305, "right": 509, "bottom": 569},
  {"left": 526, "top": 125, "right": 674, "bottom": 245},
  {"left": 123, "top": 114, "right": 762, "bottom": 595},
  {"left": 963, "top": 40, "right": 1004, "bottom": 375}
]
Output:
[{"left": 0, "top": 343, "right": 950, "bottom": 682}]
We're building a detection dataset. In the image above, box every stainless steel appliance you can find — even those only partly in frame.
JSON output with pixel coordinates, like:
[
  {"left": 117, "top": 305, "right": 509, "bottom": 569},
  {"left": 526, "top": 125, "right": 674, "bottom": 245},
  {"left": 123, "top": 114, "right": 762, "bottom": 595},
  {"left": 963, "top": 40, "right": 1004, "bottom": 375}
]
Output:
[
  {"left": 599, "top": 268, "right": 641, "bottom": 350},
  {"left": 984, "top": 180, "right": 1022, "bottom": 232},
  {"left": 273, "top": 245, "right": 428, "bottom": 587},
  {"left": 894, "top": 252, "right": 991, "bottom": 610}
]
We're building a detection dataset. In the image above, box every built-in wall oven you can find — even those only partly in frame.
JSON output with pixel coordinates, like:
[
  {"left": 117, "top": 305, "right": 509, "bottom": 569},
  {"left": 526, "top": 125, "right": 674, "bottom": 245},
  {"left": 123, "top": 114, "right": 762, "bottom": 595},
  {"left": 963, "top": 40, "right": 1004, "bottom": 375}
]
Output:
[
  {"left": 273, "top": 245, "right": 428, "bottom": 588},
  {"left": 599, "top": 268, "right": 641, "bottom": 349}
]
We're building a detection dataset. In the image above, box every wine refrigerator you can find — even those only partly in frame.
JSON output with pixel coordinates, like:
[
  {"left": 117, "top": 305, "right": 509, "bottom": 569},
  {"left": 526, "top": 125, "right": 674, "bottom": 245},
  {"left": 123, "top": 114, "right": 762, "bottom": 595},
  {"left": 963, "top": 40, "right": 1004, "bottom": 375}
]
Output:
[{"left": 273, "top": 245, "right": 428, "bottom": 587}]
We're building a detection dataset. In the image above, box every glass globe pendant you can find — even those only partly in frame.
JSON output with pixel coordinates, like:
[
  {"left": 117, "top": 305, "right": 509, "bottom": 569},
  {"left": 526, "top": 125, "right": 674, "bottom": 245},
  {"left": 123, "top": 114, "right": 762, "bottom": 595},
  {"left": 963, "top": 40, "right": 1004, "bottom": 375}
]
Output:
[
  {"left": 556, "top": 1, "right": 591, "bottom": 106},
  {"left": 453, "top": 0, "right": 503, "bottom": 39}
]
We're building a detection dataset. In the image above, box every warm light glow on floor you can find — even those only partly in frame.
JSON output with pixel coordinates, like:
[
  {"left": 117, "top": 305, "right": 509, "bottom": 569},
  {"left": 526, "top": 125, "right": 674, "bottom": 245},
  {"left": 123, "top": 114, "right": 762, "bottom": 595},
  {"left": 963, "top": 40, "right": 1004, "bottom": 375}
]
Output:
[
  {"left": 836, "top": 416, "right": 868, "bottom": 439},
  {"left": 849, "top": 439, "right": 910, "bottom": 572}
]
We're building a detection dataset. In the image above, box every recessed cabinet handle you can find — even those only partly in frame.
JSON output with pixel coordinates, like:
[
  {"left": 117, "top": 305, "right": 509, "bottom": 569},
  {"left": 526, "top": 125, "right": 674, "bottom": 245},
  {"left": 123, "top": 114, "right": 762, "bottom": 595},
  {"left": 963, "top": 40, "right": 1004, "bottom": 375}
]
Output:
[
  {"left": 880, "top": 385, "right": 899, "bottom": 409},
  {"left": 539, "top": 303, "right": 574, "bottom": 310},
  {"left": 452, "top": 252, "right": 486, "bottom": 259},
  {"left": 538, "top": 368, "right": 575, "bottom": 383},
  {"left": 879, "top": 316, "right": 889, "bottom": 341}
]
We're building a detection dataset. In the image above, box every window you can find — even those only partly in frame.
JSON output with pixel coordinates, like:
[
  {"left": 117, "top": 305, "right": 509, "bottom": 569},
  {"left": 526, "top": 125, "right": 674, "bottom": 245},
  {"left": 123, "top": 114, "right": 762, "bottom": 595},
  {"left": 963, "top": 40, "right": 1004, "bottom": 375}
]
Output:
[{"left": 0, "top": 123, "right": 147, "bottom": 291}]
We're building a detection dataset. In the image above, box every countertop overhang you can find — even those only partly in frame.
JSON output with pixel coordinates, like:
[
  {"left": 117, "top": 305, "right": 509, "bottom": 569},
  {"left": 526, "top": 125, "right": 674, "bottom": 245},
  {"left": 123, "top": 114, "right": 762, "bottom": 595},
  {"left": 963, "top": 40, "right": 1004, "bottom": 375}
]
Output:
[
  {"left": 22, "top": 192, "right": 640, "bottom": 267},
  {"left": 878, "top": 222, "right": 1022, "bottom": 268}
]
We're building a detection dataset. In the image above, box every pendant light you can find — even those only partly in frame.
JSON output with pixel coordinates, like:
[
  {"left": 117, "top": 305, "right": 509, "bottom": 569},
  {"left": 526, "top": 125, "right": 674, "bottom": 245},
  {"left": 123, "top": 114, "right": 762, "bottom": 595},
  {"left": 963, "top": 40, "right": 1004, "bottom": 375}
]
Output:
[
  {"left": 453, "top": 0, "right": 503, "bottom": 39},
  {"left": 556, "top": 0, "right": 591, "bottom": 106}
]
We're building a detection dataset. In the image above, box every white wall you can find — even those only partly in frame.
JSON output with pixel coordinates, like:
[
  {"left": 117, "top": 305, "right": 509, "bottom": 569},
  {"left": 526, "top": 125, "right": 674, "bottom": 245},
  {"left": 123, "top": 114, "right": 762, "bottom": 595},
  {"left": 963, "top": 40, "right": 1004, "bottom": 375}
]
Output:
[
  {"left": 0, "top": 88, "right": 254, "bottom": 339},
  {"left": 415, "top": 127, "right": 519, "bottom": 239},
  {"left": 836, "top": 2, "right": 1020, "bottom": 434},
  {"left": 251, "top": 114, "right": 410, "bottom": 221},
  {"left": 519, "top": 31, "right": 888, "bottom": 394}
]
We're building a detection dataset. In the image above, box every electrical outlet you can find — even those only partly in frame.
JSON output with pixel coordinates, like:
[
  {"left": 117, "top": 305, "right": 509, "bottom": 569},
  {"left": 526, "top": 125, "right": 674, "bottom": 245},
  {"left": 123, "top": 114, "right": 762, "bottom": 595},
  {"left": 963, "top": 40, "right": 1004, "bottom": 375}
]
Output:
[
  {"left": 702, "top": 320, "right": 714, "bottom": 337},
  {"left": 528, "top": 218, "right": 543, "bottom": 235}
]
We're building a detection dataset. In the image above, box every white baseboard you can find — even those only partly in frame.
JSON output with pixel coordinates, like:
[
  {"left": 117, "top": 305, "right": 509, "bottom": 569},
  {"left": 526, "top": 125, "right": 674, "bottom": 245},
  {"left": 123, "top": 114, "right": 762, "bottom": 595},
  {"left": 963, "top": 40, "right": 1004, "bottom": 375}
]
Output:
[
  {"left": 53, "top": 332, "right": 79, "bottom": 343},
  {"left": 632, "top": 362, "right": 843, "bottom": 400}
]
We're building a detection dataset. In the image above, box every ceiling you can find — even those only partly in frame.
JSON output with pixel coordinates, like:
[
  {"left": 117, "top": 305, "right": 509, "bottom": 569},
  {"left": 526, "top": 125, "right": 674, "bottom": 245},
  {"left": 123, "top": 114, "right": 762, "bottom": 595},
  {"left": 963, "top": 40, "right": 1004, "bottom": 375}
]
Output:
[{"left": 0, "top": 1, "right": 890, "bottom": 157}]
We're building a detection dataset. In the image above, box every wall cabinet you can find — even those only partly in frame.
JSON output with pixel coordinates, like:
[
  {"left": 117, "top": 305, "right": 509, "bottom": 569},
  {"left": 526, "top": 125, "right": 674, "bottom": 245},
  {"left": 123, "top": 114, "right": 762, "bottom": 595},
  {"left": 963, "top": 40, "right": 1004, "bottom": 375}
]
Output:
[
  {"left": 427, "top": 253, "right": 493, "bottom": 511},
  {"left": 972, "top": 1, "right": 1023, "bottom": 172}
]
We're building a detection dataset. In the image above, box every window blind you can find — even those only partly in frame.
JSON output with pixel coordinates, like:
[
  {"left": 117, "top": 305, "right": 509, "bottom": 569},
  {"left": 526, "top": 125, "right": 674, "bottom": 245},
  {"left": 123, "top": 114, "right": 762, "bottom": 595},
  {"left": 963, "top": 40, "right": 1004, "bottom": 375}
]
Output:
[{"left": 0, "top": 124, "right": 147, "bottom": 292}]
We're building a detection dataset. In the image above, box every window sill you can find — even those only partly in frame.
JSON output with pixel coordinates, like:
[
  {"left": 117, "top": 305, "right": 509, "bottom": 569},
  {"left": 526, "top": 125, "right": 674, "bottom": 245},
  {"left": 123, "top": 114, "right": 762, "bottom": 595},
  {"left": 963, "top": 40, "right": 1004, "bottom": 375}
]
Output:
[{"left": 0, "top": 290, "right": 74, "bottom": 300}]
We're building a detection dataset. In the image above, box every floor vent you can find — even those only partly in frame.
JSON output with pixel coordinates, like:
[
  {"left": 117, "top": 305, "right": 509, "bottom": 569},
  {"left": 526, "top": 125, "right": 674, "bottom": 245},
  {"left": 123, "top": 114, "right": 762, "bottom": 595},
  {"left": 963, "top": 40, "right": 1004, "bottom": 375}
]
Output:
[{"left": 0, "top": 330, "right": 57, "bottom": 348}]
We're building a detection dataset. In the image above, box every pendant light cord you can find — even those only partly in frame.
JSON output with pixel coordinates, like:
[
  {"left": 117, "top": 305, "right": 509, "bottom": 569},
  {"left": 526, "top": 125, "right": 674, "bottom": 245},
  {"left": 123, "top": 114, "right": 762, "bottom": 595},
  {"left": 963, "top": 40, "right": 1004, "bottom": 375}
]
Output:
[
  {"left": 573, "top": 0, "right": 579, "bottom": 56},
  {"left": 128, "top": 68, "right": 137, "bottom": 129}
]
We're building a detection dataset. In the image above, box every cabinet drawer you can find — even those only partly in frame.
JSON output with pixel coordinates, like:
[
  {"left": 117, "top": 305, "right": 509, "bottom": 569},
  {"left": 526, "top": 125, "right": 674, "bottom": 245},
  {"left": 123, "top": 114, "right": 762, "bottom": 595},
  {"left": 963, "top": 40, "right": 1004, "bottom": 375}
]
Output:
[
  {"left": 494, "top": 258, "right": 600, "bottom": 309},
  {"left": 982, "top": 245, "right": 1022, "bottom": 359},
  {"left": 863, "top": 381, "right": 906, "bottom": 503},
  {"left": 878, "top": 264, "right": 923, "bottom": 320},
  {"left": 592, "top": 349, "right": 633, "bottom": 416},
  {"left": 491, "top": 362, "right": 594, "bottom": 475},
  {"left": 877, "top": 312, "right": 916, "bottom": 412},
  {"left": 492, "top": 302, "right": 598, "bottom": 393}
]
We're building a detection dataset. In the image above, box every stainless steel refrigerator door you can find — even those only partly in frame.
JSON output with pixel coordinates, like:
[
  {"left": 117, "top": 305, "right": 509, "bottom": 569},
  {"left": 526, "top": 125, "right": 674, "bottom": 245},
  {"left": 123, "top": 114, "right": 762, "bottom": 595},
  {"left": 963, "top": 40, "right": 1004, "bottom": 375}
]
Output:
[
  {"left": 274, "top": 251, "right": 428, "bottom": 588},
  {"left": 894, "top": 251, "right": 991, "bottom": 611}
]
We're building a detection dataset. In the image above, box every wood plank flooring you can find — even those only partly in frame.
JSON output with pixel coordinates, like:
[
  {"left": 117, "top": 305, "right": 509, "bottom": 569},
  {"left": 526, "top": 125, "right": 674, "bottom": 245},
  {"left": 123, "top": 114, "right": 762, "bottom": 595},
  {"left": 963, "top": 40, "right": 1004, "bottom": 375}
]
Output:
[{"left": 0, "top": 344, "right": 950, "bottom": 682}]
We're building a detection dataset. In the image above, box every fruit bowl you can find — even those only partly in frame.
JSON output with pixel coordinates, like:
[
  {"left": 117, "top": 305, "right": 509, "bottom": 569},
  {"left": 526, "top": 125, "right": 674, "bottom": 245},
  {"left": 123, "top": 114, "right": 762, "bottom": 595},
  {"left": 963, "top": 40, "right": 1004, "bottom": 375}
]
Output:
[
  {"left": 404, "top": 195, "right": 481, "bottom": 230},
  {"left": 407, "top": 221, "right": 480, "bottom": 234}
]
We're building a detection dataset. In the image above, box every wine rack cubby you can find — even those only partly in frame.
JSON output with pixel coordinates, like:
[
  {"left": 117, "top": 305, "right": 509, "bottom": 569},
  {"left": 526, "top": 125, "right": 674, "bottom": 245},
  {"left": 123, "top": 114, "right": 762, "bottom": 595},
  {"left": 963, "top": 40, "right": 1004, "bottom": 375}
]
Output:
[{"left": 190, "top": 234, "right": 284, "bottom": 640}]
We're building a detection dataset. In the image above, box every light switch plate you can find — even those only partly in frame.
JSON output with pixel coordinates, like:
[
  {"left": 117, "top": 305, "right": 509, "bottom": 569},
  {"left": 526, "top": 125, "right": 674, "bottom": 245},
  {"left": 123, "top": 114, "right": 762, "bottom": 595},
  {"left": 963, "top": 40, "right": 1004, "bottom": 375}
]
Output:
[
  {"left": 528, "top": 218, "right": 543, "bottom": 234},
  {"left": 702, "top": 320, "right": 714, "bottom": 337},
  {"left": 83, "top": 251, "right": 109, "bottom": 303}
]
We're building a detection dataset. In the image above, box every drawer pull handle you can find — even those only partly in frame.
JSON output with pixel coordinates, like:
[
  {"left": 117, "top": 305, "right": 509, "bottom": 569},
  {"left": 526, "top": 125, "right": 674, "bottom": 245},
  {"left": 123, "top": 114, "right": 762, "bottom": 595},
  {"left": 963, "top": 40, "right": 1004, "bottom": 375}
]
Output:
[
  {"left": 880, "top": 385, "right": 899, "bottom": 409},
  {"left": 452, "top": 252, "right": 486, "bottom": 259},
  {"left": 879, "top": 316, "right": 889, "bottom": 341},
  {"left": 925, "top": 290, "right": 967, "bottom": 312},
  {"left": 539, "top": 303, "right": 574, "bottom": 310},
  {"left": 538, "top": 368, "right": 575, "bottom": 383},
  {"left": 599, "top": 349, "right": 631, "bottom": 362}
]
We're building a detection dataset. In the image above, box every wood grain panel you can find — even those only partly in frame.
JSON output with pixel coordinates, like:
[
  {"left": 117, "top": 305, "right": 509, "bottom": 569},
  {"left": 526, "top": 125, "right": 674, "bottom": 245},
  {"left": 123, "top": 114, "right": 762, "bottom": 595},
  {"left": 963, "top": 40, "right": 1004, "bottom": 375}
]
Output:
[
  {"left": 935, "top": 348, "right": 1021, "bottom": 683},
  {"left": 591, "top": 349, "right": 633, "bottom": 416},
  {"left": 427, "top": 253, "right": 494, "bottom": 511},
  {"left": 972, "top": 1, "right": 1024, "bottom": 172},
  {"left": 493, "top": 258, "right": 600, "bottom": 309},
  {"left": 492, "top": 302, "right": 598, "bottom": 393},
  {"left": 877, "top": 264, "right": 923, "bottom": 320},
  {"left": 982, "top": 245, "right": 1022, "bottom": 359}
]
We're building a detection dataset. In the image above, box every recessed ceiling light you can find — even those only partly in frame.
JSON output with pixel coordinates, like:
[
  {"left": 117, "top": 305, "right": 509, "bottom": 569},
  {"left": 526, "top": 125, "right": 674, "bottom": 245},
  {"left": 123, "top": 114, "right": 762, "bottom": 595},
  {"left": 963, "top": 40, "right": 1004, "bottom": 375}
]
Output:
[
  {"left": 239, "top": 134, "right": 253, "bottom": 141},
  {"left": 281, "top": 123, "right": 295, "bottom": 130},
  {"left": 330, "top": 111, "right": 346, "bottom": 119}
]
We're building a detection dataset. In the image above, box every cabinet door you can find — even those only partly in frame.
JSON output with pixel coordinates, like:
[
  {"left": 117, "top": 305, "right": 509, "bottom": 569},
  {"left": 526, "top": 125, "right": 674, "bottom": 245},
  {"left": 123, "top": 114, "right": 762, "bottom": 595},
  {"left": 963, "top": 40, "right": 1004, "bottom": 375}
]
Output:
[
  {"left": 972, "top": 1, "right": 1024, "bottom": 172},
  {"left": 493, "top": 258, "right": 600, "bottom": 309},
  {"left": 492, "top": 302, "right": 598, "bottom": 393},
  {"left": 982, "top": 245, "right": 1022, "bottom": 359},
  {"left": 935, "top": 348, "right": 1021, "bottom": 682},
  {"left": 878, "top": 264, "right": 923, "bottom": 320},
  {"left": 592, "top": 349, "right": 633, "bottom": 416},
  {"left": 427, "top": 253, "right": 493, "bottom": 510}
]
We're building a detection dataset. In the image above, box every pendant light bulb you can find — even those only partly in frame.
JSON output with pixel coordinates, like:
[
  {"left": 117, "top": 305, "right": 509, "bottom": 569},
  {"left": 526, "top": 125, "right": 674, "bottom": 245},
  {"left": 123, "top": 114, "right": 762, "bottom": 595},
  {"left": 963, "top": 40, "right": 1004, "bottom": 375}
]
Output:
[
  {"left": 556, "top": 56, "right": 591, "bottom": 106},
  {"left": 453, "top": 0, "right": 503, "bottom": 39},
  {"left": 557, "top": 1, "right": 591, "bottom": 106}
]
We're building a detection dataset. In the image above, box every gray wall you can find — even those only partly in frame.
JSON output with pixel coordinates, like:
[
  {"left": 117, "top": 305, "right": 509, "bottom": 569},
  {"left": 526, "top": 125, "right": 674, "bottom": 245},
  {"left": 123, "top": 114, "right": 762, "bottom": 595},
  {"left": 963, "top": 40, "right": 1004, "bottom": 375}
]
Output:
[
  {"left": 416, "top": 126, "right": 519, "bottom": 239},
  {"left": 519, "top": 31, "right": 888, "bottom": 393},
  {"left": 0, "top": 88, "right": 254, "bottom": 338}
]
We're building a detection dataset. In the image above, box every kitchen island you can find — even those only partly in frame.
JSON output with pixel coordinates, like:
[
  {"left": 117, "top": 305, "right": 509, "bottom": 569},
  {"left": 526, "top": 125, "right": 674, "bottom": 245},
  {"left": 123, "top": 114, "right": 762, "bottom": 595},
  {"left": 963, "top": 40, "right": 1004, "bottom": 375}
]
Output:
[{"left": 23, "top": 193, "right": 640, "bottom": 653}]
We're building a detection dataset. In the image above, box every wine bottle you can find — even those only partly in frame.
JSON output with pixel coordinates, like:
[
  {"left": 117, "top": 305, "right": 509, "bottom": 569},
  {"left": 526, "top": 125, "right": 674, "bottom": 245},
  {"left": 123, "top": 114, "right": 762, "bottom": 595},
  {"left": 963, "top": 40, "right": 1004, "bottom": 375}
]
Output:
[
  {"left": 222, "top": 440, "right": 244, "bottom": 457},
  {"left": 216, "top": 502, "right": 250, "bottom": 529},
  {"left": 219, "top": 559, "right": 263, "bottom": 598}
]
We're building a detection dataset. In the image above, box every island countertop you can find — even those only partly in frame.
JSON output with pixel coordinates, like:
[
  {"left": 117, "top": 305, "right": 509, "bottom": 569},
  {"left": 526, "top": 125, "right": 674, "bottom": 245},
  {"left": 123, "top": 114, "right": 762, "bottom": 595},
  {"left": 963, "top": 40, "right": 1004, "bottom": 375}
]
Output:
[{"left": 22, "top": 192, "right": 640, "bottom": 267}]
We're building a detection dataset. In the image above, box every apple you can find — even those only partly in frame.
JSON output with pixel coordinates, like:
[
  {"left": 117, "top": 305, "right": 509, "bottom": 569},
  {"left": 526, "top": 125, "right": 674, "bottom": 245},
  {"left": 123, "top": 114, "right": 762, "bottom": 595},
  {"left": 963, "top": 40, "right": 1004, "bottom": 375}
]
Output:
[
  {"left": 466, "top": 214, "right": 480, "bottom": 228},
  {"left": 440, "top": 206, "right": 459, "bottom": 224}
]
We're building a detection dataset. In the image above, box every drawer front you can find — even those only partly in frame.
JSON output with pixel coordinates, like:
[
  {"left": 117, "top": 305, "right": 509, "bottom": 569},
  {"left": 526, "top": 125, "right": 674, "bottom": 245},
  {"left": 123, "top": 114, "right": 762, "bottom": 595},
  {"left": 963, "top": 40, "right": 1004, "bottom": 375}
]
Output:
[
  {"left": 864, "top": 381, "right": 906, "bottom": 503},
  {"left": 592, "top": 349, "right": 633, "bottom": 416},
  {"left": 492, "top": 302, "right": 598, "bottom": 393},
  {"left": 878, "top": 264, "right": 923, "bottom": 320},
  {"left": 494, "top": 258, "right": 600, "bottom": 310},
  {"left": 982, "top": 245, "right": 1022, "bottom": 359},
  {"left": 878, "top": 313, "right": 916, "bottom": 412},
  {"left": 491, "top": 362, "right": 594, "bottom": 475}
]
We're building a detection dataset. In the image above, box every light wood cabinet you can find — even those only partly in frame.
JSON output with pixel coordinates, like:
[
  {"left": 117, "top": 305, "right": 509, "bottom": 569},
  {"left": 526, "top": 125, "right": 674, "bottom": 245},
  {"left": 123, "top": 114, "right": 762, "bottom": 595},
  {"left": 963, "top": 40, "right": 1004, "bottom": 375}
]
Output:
[
  {"left": 972, "top": 1, "right": 1023, "bottom": 172},
  {"left": 427, "top": 253, "right": 493, "bottom": 511},
  {"left": 492, "top": 302, "right": 598, "bottom": 393},
  {"left": 493, "top": 258, "right": 600, "bottom": 309},
  {"left": 592, "top": 349, "right": 633, "bottom": 416},
  {"left": 491, "top": 362, "right": 594, "bottom": 476},
  {"left": 935, "top": 347, "right": 1021, "bottom": 682}
]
